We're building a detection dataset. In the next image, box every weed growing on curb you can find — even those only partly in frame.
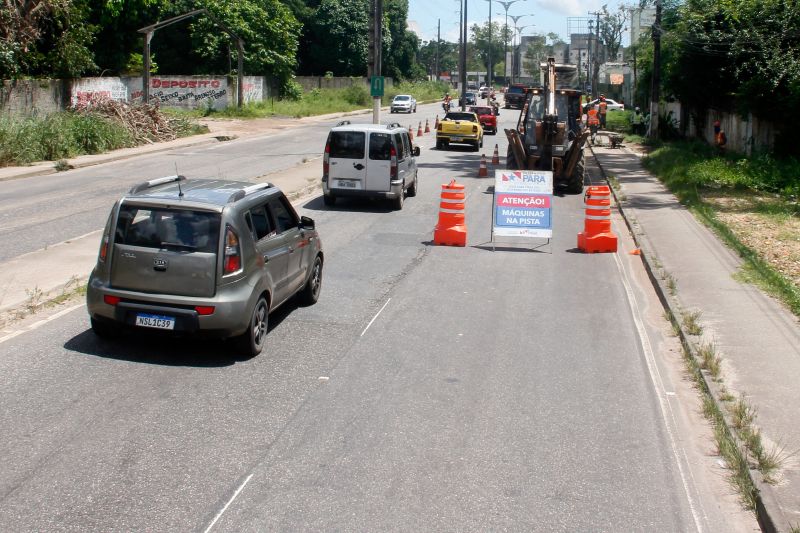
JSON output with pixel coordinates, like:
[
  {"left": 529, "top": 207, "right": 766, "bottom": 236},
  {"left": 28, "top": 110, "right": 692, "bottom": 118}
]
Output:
[
  {"left": 682, "top": 310, "right": 703, "bottom": 335},
  {"left": 664, "top": 272, "right": 678, "bottom": 295},
  {"left": 731, "top": 394, "right": 757, "bottom": 431},
  {"left": 54, "top": 159, "right": 72, "bottom": 171},
  {"left": 697, "top": 342, "right": 722, "bottom": 378},
  {"left": 25, "top": 287, "right": 43, "bottom": 312}
]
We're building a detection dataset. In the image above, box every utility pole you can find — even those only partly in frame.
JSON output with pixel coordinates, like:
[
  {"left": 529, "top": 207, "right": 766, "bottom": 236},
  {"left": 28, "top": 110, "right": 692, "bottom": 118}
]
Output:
[
  {"left": 459, "top": 0, "right": 467, "bottom": 110},
  {"left": 435, "top": 19, "right": 440, "bottom": 81},
  {"left": 588, "top": 10, "right": 602, "bottom": 99},
  {"left": 648, "top": 0, "right": 661, "bottom": 138},
  {"left": 368, "top": 0, "right": 383, "bottom": 124}
]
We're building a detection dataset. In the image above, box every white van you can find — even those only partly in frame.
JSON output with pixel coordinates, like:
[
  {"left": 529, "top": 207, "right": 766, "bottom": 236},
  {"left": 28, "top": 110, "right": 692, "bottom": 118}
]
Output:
[{"left": 322, "top": 121, "right": 420, "bottom": 210}]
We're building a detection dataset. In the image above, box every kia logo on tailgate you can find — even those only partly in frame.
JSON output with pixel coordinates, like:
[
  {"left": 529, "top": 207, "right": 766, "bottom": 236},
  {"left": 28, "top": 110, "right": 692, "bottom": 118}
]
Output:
[{"left": 153, "top": 257, "right": 168, "bottom": 270}]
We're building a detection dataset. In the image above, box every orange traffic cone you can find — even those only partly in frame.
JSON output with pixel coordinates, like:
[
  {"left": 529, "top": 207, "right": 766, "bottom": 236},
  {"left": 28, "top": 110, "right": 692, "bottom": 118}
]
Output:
[
  {"left": 492, "top": 144, "right": 500, "bottom": 165},
  {"left": 434, "top": 115, "right": 440, "bottom": 129},
  {"left": 408, "top": 125, "right": 414, "bottom": 142},
  {"left": 577, "top": 185, "right": 618, "bottom": 253},
  {"left": 478, "top": 154, "right": 488, "bottom": 177},
  {"left": 433, "top": 180, "right": 467, "bottom": 246},
  {"left": 417, "top": 121, "right": 423, "bottom": 137},
  {"left": 424, "top": 119, "right": 430, "bottom": 133}
]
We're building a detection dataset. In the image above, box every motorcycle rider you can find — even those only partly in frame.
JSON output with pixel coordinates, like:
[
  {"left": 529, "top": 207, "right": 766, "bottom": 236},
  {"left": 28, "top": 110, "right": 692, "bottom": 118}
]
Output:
[{"left": 442, "top": 94, "right": 452, "bottom": 113}]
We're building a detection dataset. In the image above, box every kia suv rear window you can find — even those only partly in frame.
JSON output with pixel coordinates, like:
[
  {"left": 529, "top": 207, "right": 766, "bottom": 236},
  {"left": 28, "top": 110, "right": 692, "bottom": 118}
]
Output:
[
  {"left": 329, "top": 131, "right": 365, "bottom": 159},
  {"left": 115, "top": 205, "right": 220, "bottom": 253}
]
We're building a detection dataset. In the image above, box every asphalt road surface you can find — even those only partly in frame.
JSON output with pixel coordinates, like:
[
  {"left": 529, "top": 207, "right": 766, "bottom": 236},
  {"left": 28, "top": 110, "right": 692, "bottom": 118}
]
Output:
[{"left": 0, "top": 102, "right": 755, "bottom": 532}]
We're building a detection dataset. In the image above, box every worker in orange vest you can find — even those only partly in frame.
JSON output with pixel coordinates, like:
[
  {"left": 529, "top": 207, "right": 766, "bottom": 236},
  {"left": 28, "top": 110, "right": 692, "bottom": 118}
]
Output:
[
  {"left": 713, "top": 120, "right": 727, "bottom": 153},
  {"left": 587, "top": 105, "right": 600, "bottom": 144},
  {"left": 598, "top": 94, "right": 608, "bottom": 128}
]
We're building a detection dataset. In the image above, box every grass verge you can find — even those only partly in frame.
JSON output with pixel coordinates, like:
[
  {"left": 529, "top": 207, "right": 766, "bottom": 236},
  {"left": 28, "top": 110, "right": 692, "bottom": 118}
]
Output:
[
  {"left": 643, "top": 140, "right": 800, "bottom": 318},
  {"left": 187, "top": 80, "right": 450, "bottom": 120}
]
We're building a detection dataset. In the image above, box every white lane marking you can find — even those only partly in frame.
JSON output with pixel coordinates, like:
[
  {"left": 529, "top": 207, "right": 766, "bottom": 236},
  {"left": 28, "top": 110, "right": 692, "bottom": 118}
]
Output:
[
  {"left": 0, "top": 303, "right": 84, "bottom": 344},
  {"left": 613, "top": 251, "right": 706, "bottom": 533},
  {"left": 360, "top": 298, "right": 391, "bottom": 337},
  {"left": 203, "top": 473, "right": 254, "bottom": 533}
]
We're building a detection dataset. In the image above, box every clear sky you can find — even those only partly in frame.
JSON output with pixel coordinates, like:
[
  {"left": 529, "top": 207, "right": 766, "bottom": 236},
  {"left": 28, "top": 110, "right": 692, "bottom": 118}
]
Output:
[{"left": 407, "top": 0, "right": 629, "bottom": 46}]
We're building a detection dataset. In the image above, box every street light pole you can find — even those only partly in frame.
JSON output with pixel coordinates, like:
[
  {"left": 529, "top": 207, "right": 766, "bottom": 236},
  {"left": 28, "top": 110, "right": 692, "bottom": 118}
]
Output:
[
  {"left": 494, "top": 0, "right": 526, "bottom": 84},
  {"left": 483, "top": 0, "right": 493, "bottom": 87},
  {"left": 509, "top": 15, "right": 529, "bottom": 83}
]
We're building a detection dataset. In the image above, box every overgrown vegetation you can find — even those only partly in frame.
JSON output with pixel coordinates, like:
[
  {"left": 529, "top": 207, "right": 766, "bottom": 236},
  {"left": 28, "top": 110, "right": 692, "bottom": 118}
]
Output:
[
  {"left": 642, "top": 140, "right": 800, "bottom": 317},
  {"left": 0, "top": 107, "right": 205, "bottom": 167}
]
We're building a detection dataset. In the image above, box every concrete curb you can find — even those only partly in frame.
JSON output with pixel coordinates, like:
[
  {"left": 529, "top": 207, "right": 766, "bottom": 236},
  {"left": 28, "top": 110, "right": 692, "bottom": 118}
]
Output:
[{"left": 590, "top": 144, "right": 788, "bottom": 533}]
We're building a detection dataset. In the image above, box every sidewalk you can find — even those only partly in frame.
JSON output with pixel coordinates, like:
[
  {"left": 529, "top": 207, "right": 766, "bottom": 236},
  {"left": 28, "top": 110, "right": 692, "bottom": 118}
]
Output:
[{"left": 592, "top": 143, "right": 800, "bottom": 531}]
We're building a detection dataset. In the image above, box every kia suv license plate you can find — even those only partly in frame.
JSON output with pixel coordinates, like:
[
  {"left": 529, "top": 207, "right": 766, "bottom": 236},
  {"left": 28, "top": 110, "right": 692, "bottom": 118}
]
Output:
[{"left": 135, "top": 313, "right": 175, "bottom": 330}]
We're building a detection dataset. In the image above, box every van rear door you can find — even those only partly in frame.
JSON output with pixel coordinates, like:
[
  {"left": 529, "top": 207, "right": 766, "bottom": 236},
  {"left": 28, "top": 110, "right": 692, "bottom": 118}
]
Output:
[
  {"left": 109, "top": 204, "right": 220, "bottom": 298},
  {"left": 366, "top": 132, "right": 393, "bottom": 192},
  {"left": 328, "top": 130, "right": 366, "bottom": 192}
]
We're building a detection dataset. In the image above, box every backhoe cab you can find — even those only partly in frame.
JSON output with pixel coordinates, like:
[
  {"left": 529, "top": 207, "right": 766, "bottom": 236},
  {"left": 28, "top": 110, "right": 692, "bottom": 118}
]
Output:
[{"left": 505, "top": 58, "right": 588, "bottom": 194}]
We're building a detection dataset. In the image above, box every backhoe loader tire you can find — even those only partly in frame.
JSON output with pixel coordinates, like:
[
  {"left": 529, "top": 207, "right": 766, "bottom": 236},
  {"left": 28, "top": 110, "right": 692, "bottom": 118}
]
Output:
[
  {"left": 506, "top": 146, "right": 519, "bottom": 169},
  {"left": 566, "top": 153, "right": 585, "bottom": 194}
]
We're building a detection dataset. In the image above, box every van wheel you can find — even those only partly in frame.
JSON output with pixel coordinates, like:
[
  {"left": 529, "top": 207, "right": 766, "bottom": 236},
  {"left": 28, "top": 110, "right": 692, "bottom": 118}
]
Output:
[
  {"left": 299, "top": 255, "right": 323, "bottom": 305},
  {"left": 392, "top": 189, "right": 404, "bottom": 210},
  {"left": 323, "top": 193, "right": 336, "bottom": 206},
  {"left": 236, "top": 297, "right": 268, "bottom": 358},
  {"left": 407, "top": 173, "right": 418, "bottom": 197},
  {"left": 91, "top": 317, "right": 121, "bottom": 339}
]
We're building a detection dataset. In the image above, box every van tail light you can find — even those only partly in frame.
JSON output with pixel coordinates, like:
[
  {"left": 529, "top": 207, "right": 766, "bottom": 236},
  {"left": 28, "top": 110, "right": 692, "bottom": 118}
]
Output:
[
  {"left": 104, "top": 295, "right": 121, "bottom": 306},
  {"left": 390, "top": 146, "right": 398, "bottom": 179},
  {"left": 195, "top": 306, "right": 215, "bottom": 316},
  {"left": 323, "top": 142, "right": 330, "bottom": 177},
  {"left": 98, "top": 233, "right": 109, "bottom": 262},
  {"left": 223, "top": 225, "right": 242, "bottom": 274}
]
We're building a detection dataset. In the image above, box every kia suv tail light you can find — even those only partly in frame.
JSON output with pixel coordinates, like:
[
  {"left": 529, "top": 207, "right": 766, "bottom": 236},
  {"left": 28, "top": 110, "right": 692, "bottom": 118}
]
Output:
[{"left": 223, "top": 225, "right": 242, "bottom": 275}]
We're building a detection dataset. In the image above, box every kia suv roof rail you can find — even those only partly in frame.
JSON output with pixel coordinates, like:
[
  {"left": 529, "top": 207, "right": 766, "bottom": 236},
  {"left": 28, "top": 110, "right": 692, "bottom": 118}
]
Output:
[
  {"left": 129, "top": 175, "right": 186, "bottom": 194},
  {"left": 228, "top": 182, "right": 274, "bottom": 203}
]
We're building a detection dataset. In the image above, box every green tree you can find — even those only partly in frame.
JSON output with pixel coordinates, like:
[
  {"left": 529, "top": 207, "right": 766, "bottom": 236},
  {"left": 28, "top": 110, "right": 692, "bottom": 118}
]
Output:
[
  {"left": 470, "top": 21, "right": 509, "bottom": 78},
  {"left": 304, "top": 0, "right": 370, "bottom": 76},
  {"left": 0, "top": 0, "right": 98, "bottom": 78}
]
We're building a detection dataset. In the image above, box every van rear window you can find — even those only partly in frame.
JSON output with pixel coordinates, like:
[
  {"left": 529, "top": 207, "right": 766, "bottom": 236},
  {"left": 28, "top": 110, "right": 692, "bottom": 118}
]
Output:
[
  {"left": 369, "top": 132, "right": 392, "bottom": 160},
  {"left": 115, "top": 205, "right": 220, "bottom": 253},
  {"left": 329, "top": 131, "right": 365, "bottom": 159}
]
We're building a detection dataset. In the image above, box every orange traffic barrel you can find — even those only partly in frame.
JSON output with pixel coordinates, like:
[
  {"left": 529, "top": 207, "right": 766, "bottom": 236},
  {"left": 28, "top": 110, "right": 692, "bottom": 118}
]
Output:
[
  {"left": 577, "top": 185, "right": 617, "bottom": 253},
  {"left": 433, "top": 180, "right": 467, "bottom": 246}
]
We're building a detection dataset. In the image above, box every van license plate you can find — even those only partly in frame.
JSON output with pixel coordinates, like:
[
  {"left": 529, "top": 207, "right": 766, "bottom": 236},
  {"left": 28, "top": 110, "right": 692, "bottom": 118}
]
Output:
[
  {"left": 135, "top": 313, "right": 175, "bottom": 330},
  {"left": 336, "top": 179, "right": 358, "bottom": 189}
]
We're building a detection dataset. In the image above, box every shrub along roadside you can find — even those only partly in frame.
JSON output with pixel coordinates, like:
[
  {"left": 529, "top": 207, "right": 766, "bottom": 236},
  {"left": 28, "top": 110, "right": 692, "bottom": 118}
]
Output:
[
  {"left": 0, "top": 109, "right": 206, "bottom": 167},
  {"left": 642, "top": 140, "right": 800, "bottom": 317}
]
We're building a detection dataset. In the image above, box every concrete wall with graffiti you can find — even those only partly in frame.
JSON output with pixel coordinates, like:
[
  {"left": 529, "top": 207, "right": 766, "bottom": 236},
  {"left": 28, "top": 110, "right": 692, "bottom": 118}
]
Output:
[{"left": 2, "top": 75, "right": 270, "bottom": 115}]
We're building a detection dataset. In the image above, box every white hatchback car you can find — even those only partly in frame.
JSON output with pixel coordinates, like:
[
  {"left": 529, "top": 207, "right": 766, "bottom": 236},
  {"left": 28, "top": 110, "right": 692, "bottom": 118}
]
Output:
[
  {"left": 585, "top": 98, "right": 625, "bottom": 111},
  {"left": 390, "top": 94, "right": 417, "bottom": 113}
]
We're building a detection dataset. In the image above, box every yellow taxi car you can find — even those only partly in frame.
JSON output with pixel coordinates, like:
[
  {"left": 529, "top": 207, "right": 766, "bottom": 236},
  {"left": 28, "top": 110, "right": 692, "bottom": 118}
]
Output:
[{"left": 436, "top": 111, "right": 484, "bottom": 151}]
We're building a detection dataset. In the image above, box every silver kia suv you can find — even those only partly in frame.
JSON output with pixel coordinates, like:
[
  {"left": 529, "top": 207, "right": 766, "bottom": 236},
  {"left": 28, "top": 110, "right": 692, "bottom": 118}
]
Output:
[{"left": 86, "top": 175, "right": 323, "bottom": 357}]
